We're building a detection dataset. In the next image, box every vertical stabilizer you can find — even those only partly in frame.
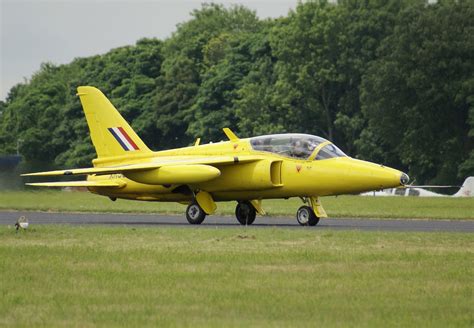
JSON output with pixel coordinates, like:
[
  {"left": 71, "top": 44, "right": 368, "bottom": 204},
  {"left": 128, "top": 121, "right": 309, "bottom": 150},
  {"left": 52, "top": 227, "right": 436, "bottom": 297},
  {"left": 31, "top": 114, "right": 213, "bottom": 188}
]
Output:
[
  {"left": 77, "top": 86, "right": 151, "bottom": 158},
  {"left": 453, "top": 177, "right": 474, "bottom": 197}
]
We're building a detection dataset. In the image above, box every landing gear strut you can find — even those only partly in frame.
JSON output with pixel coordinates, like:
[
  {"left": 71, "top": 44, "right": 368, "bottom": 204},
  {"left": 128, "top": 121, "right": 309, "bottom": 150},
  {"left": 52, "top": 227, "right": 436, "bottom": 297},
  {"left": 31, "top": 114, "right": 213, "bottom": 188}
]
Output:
[
  {"left": 296, "top": 204, "right": 320, "bottom": 226},
  {"left": 235, "top": 201, "right": 256, "bottom": 225},
  {"left": 186, "top": 202, "right": 206, "bottom": 224}
]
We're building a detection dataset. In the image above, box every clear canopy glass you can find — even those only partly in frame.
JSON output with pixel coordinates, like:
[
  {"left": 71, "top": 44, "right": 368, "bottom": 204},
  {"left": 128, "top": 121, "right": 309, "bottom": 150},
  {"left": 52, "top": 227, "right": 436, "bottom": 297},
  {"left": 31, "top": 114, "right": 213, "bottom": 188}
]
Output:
[{"left": 249, "top": 134, "right": 346, "bottom": 160}]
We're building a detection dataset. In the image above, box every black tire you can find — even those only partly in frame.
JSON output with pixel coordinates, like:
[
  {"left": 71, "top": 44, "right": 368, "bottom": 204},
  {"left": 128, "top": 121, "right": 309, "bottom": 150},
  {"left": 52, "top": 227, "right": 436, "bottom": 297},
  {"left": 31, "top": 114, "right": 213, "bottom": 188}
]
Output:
[
  {"left": 296, "top": 205, "right": 320, "bottom": 226},
  {"left": 186, "top": 202, "right": 206, "bottom": 224},
  {"left": 235, "top": 202, "right": 256, "bottom": 225}
]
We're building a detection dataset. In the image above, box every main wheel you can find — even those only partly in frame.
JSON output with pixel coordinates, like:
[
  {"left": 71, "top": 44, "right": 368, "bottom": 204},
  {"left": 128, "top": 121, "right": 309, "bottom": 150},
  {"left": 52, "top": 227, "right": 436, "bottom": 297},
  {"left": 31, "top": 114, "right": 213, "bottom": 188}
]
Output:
[
  {"left": 296, "top": 206, "right": 320, "bottom": 226},
  {"left": 235, "top": 201, "right": 256, "bottom": 225},
  {"left": 186, "top": 202, "right": 206, "bottom": 224}
]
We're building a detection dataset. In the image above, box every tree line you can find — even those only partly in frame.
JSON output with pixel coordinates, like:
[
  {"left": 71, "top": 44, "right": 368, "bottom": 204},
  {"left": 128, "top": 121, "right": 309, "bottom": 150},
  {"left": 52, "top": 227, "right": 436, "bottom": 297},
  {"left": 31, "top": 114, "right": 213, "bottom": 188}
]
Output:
[{"left": 0, "top": 0, "right": 472, "bottom": 185}]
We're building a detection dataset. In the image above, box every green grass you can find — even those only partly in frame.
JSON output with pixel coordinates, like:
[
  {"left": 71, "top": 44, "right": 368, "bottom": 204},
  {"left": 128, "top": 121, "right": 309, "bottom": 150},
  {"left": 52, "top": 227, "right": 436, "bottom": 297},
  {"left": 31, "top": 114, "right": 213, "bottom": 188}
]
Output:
[
  {"left": 1, "top": 190, "right": 473, "bottom": 219},
  {"left": 0, "top": 226, "right": 472, "bottom": 327}
]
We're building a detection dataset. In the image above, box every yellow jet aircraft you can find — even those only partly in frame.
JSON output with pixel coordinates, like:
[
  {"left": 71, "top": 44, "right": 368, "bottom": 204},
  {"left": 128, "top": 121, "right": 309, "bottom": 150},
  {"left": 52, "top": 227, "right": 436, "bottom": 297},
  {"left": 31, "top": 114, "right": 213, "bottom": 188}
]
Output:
[{"left": 23, "top": 86, "right": 409, "bottom": 226}]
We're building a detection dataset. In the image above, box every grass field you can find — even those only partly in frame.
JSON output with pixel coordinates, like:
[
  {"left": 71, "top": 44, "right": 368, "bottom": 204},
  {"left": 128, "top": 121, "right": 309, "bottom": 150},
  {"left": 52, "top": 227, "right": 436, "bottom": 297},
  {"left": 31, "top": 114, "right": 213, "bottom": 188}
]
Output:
[
  {"left": 1, "top": 190, "right": 473, "bottom": 219},
  {"left": 0, "top": 226, "right": 472, "bottom": 327}
]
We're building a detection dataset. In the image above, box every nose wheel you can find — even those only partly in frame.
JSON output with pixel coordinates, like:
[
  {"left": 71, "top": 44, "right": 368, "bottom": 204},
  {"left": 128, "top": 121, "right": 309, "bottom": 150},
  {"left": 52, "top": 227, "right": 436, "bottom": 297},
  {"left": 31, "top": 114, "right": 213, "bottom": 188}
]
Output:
[
  {"left": 186, "top": 202, "right": 206, "bottom": 224},
  {"left": 235, "top": 201, "right": 256, "bottom": 225},
  {"left": 296, "top": 205, "right": 320, "bottom": 226}
]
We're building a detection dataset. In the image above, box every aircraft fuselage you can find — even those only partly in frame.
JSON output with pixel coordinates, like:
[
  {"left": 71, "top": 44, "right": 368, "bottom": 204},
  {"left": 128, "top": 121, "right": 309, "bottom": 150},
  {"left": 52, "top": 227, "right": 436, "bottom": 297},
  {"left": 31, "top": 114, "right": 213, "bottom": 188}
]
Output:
[{"left": 88, "top": 138, "right": 404, "bottom": 202}]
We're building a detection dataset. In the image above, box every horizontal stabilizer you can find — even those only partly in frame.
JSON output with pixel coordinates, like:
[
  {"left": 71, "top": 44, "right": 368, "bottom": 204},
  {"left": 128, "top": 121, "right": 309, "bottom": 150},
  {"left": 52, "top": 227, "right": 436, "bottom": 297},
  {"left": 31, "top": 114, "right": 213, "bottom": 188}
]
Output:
[{"left": 26, "top": 181, "right": 125, "bottom": 188}]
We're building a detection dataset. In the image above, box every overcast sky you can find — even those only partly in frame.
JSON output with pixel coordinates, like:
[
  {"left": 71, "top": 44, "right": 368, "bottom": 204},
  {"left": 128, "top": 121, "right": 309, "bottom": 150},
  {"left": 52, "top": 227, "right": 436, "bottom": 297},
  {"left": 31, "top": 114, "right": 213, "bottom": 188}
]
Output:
[{"left": 0, "top": 0, "right": 296, "bottom": 101}]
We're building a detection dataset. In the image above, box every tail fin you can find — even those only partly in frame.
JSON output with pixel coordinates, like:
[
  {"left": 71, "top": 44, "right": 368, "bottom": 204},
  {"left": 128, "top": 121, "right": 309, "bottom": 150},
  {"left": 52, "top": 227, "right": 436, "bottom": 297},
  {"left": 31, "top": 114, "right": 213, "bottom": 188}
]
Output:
[
  {"left": 453, "top": 177, "right": 474, "bottom": 197},
  {"left": 77, "top": 86, "right": 151, "bottom": 158}
]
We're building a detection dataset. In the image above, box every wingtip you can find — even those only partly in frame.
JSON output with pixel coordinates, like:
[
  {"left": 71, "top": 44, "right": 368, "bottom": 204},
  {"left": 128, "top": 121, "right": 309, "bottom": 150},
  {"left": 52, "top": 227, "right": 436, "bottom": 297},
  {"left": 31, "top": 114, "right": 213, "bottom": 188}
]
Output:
[{"left": 21, "top": 172, "right": 54, "bottom": 177}]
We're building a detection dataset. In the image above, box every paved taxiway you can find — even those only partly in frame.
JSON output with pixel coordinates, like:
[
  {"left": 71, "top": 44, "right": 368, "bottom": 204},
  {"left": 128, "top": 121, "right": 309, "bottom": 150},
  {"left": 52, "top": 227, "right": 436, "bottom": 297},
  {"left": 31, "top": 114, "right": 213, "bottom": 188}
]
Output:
[{"left": 0, "top": 211, "right": 473, "bottom": 232}]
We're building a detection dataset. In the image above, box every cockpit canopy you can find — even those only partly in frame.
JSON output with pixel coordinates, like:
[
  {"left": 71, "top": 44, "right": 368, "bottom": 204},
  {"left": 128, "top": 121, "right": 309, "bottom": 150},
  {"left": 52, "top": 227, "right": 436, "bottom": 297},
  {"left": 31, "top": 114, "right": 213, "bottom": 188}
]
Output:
[{"left": 249, "top": 134, "right": 346, "bottom": 160}]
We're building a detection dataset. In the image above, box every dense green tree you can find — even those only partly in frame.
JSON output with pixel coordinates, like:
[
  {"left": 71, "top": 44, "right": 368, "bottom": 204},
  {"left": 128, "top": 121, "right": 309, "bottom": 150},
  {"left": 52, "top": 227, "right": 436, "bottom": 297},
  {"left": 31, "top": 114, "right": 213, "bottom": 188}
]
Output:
[
  {"left": 187, "top": 32, "right": 258, "bottom": 142},
  {"left": 0, "top": 39, "right": 163, "bottom": 167},
  {"left": 359, "top": 0, "right": 474, "bottom": 184},
  {"left": 138, "top": 54, "right": 199, "bottom": 149},
  {"left": 166, "top": 4, "right": 263, "bottom": 143},
  {"left": 234, "top": 28, "right": 281, "bottom": 137},
  {"left": 242, "top": 0, "right": 404, "bottom": 154}
]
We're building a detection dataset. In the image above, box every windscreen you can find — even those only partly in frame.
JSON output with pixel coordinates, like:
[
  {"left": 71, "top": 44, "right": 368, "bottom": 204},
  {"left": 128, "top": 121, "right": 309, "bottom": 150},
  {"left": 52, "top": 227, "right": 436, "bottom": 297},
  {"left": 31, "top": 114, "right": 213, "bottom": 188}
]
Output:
[{"left": 315, "top": 143, "right": 347, "bottom": 160}]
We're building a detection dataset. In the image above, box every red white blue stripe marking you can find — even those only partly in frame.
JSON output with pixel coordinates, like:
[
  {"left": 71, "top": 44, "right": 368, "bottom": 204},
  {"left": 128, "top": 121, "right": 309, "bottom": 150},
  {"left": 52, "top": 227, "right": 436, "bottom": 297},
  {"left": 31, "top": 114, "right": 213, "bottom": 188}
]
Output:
[{"left": 108, "top": 127, "right": 140, "bottom": 151}]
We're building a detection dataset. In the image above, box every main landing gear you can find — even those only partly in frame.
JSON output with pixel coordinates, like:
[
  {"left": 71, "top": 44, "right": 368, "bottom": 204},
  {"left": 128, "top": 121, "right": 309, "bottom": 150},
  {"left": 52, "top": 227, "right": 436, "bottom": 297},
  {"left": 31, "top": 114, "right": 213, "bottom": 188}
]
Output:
[
  {"left": 186, "top": 202, "right": 206, "bottom": 224},
  {"left": 235, "top": 201, "right": 256, "bottom": 225},
  {"left": 185, "top": 200, "right": 257, "bottom": 225}
]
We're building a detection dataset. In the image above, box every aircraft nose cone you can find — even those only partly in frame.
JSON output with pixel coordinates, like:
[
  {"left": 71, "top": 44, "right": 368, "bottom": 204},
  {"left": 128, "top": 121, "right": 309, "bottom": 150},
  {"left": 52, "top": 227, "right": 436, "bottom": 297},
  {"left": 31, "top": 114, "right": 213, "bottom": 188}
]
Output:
[{"left": 400, "top": 173, "right": 409, "bottom": 185}]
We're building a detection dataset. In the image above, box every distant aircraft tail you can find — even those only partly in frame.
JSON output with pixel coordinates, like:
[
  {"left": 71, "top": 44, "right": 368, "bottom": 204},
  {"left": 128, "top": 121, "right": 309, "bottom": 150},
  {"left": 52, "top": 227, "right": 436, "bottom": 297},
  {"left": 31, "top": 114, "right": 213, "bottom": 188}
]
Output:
[
  {"left": 453, "top": 177, "right": 474, "bottom": 197},
  {"left": 77, "top": 86, "right": 151, "bottom": 159}
]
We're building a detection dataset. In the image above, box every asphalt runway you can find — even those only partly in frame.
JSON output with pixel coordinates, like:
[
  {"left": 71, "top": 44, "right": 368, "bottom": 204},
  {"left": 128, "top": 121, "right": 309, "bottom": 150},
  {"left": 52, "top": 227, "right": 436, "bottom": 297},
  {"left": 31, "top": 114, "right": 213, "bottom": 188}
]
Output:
[{"left": 0, "top": 211, "right": 473, "bottom": 232}]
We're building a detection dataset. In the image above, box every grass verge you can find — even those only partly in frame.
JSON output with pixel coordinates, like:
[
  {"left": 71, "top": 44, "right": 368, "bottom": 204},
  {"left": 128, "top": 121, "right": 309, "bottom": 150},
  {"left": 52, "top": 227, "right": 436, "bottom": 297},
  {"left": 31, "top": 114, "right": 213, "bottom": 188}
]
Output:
[
  {"left": 0, "top": 225, "right": 472, "bottom": 327},
  {"left": 1, "top": 190, "right": 473, "bottom": 219}
]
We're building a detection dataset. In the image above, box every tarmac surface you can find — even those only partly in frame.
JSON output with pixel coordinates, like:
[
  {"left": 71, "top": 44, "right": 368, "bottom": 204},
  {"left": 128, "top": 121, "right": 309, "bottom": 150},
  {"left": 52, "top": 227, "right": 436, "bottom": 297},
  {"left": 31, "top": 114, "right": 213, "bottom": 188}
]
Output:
[{"left": 0, "top": 211, "right": 473, "bottom": 232}]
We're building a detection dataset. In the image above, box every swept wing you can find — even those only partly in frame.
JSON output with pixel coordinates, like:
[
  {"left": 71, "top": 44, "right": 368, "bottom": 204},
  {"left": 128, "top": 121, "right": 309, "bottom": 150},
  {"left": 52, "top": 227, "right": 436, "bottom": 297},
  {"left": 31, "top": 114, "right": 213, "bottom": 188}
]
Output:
[{"left": 22, "top": 155, "right": 262, "bottom": 177}]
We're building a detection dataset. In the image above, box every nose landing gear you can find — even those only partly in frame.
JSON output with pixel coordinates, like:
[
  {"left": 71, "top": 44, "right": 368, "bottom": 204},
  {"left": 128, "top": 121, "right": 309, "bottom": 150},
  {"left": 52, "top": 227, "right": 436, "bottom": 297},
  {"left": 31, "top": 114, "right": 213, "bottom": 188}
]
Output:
[
  {"left": 296, "top": 205, "right": 320, "bottom": 226},
  {"left": 296, "top": 196, "right": 326, "bottom": 226}
]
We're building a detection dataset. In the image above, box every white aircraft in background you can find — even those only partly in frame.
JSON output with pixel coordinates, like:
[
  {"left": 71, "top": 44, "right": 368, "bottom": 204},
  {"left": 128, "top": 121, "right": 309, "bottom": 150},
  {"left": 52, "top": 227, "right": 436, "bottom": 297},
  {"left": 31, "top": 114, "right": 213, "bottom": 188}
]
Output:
[{"left": 361, "top": 177, "right": 474, "bottom": 197}]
